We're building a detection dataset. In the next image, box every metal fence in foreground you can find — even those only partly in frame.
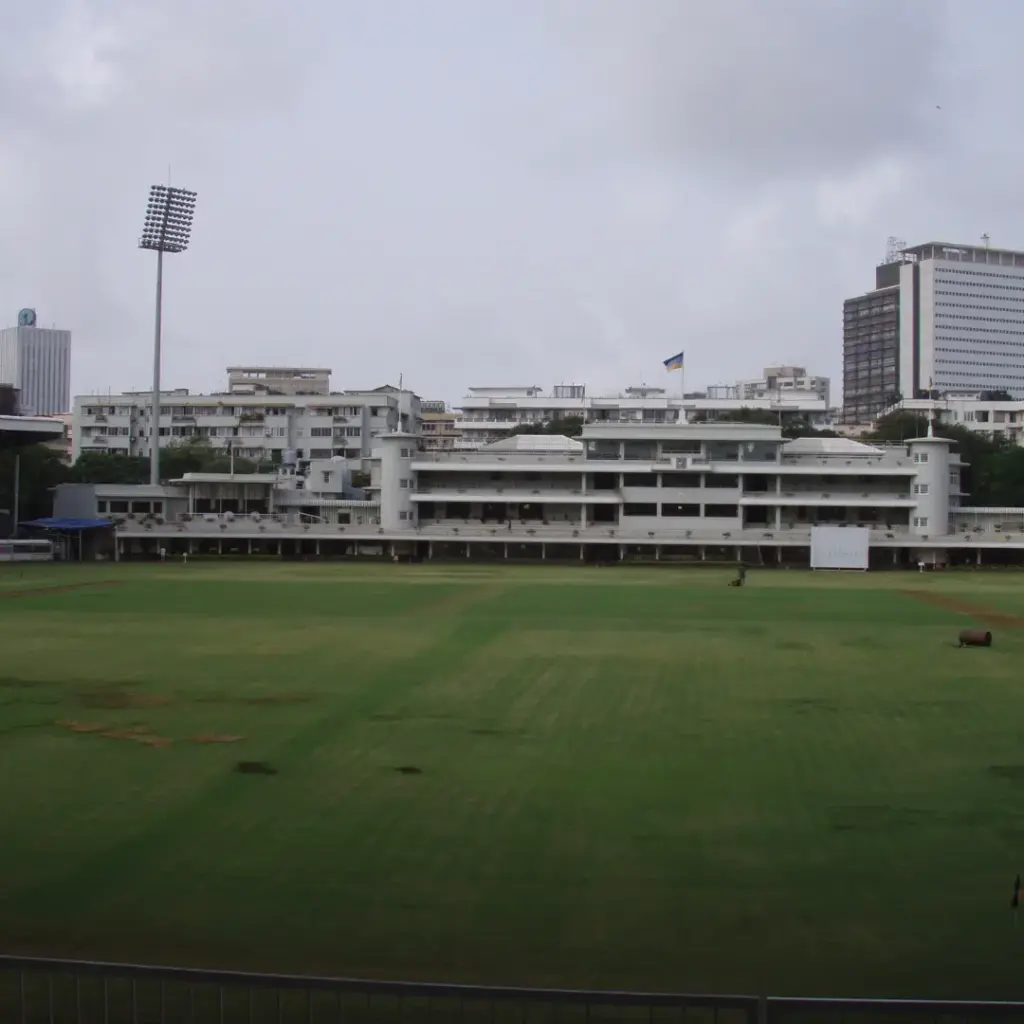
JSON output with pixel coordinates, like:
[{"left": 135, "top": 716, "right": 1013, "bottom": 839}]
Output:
[{"left": 4, "top": 955, "right": 1024, "bottom": 1024}]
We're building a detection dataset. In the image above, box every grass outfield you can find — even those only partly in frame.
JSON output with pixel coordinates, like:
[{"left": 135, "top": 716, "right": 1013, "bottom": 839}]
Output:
[{"left": 1, "top": 562, "right": 1024, "bottom": 999}]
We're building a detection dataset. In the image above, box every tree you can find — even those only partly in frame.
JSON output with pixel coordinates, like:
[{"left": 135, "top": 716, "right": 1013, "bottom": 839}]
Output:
[
  {"left": 506, "top": 416, "right": 584, "bottom": 438},
  {"left": 69, "top": 451, "right": 148, "bottom": 485},
  {"left": 0, "top": 444, "right": 70, "bottom": 534},
  {"left": 864, "top": 411, "right": 1023, "bottom": 505},
  {"left": 350, "top": 470, "right": 371, "bottom": 489},
  {"left": 865, "top": 411, "right": 931, "bottom": 444},
  {"left": 689, "top": 407, "right": 838, "bottom": 439},
  {"left": 69, "top": 440, "right": 268, "bottom": 485}
]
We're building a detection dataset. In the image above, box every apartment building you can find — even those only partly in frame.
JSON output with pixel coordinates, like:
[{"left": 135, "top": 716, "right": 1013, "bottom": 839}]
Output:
[
  {"left": 456, "top": 384, "right": 833, "bottom": 449},
  {"left": 72, "top": 368, "right": 421, "bottom": 470},
  {"left": 708, "top": 366, "right": 830, "bottom": 405},
  {"left": 421, "top": 400, "right": 459, "bottom": 451},
  {"left": 880, "top": 393, "right": 1024, "bottom": 444},
  {"left": 226, "top": 366, "right": 331, "bottom": 396}
]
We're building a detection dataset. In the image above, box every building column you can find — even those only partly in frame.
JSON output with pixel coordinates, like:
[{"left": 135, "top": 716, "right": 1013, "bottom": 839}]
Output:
[
  {"left": 775, "top": 507, "right": 782, "bottom": 529},
  {"left": 700, "top": 545, "right": 706, "bottom": 562},
  {"left": 217, "top": 537, "right": 223, "bottom": 556},
  {"left": 247, "top": 538, "right": 252, "bottom": 555},
  {"left": 541, "top": 543, "right": 546, "bottom": 560},
  {"left": 315, "top": 539, "right": 321, "bottom": 557}
]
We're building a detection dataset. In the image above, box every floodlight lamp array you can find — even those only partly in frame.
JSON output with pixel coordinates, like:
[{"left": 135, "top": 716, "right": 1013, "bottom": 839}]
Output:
[{"left": 138, "top": 185, "right": 198, "bottom": 253}]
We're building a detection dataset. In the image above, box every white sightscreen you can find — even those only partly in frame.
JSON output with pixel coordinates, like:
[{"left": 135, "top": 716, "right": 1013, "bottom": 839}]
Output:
[{"left": 810, "top": 526, "right": 869, "bottom": 570}]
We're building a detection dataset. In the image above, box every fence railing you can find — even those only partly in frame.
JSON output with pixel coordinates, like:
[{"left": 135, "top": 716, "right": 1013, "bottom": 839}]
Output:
[
  {"left": 5, "top": 956, "right": 1024, "bottom": 1024},
  {"left": 0, "top": 956, "right": 757, "bottom": 1022}
]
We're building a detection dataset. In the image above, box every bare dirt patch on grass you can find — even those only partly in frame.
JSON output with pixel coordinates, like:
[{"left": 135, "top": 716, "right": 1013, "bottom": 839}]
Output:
[
  {"left": 0, "top": 580, "right": 122, "bottom": 600},
  {"left": 54, "top": 720, "right": 174, "bottom": 747},
  {"left": 899, "top": 589, "right": 1024, "bottom": 628},
  {"left": 77, "top": 689, "right": 173, "bottom": 710}
]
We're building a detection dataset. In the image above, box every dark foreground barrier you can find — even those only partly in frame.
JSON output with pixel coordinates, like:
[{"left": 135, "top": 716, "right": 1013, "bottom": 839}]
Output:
[{"left": 4, "top": 956, "right": 1024, "bottom": 1023}]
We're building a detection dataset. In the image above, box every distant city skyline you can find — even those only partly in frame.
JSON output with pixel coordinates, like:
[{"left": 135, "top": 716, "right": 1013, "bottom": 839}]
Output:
[{"left": 2, "top": 2, "right": 1022, "bottom": 406}]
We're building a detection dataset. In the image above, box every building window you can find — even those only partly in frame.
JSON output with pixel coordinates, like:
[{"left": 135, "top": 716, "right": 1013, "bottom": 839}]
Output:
[
  {"left": 322, "top": 472, "right": 331, "bottom": 484},
  {"left": 913, "top": 452, "right": 929, "bottom": 463},
  {"left": 703, "top": 504, "right": 739, "bottom": 518},
  {"left": 345, "top": 427, "right": 361, "bottom": 437},
  {"left": 914, "top": 516, "right": 929, "bottom": 528},
  {"left": 399, "top": 510, "right": 408, "bottom": 520},
  {"left": 97, "top": 501, "right": 108, "bottom": 513},
  {"left": 310, "top": 427, "right": 332, "bottom": 437},
  {"left": 661, "top": 503, "right": 700, "bottom": 517},
  {"left": 109, "top": 501, "right": 129, "bottom": 513},
  {"left": 622, "top": 503, "right": 657, "bottom": 516},
  {"left": 914, "top": 483, "right": 929, "bottom": 495}
]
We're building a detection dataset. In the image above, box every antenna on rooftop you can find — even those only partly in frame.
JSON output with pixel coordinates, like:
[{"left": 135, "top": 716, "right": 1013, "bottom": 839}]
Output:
[{"left": 884, "top": 236, "right": 907, "bottom": 264}]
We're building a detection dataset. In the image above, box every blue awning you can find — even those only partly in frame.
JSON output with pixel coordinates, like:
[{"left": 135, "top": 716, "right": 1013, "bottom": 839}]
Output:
[{"left": 21, "top": 517, "right": 113, "bottom": 530}]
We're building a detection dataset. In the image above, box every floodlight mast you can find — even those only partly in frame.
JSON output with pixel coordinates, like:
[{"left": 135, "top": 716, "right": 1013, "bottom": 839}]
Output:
[{"left": 138, "top": 185, "right": 197, "bottom": 485}]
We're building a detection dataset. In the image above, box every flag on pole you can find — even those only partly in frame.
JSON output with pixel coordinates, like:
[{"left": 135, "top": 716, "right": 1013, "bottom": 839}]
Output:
[{"left": 663, "top": 351, "right": 684, "bottom": 372}]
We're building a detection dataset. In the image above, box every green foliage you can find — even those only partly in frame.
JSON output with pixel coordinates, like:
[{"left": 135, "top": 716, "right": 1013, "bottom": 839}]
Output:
[
  {"left": 690, "top": 407, "right": 838, "bottom": 439},
  {"left": 69, "top": 440, "right": 267, "bottom": 486},
  {"left": 69, "top": 451, "right": 148, "bottom": 484},
  {"left": 866, "top": 411, "right": 1024, "bottom": 505},
  {"left": 0, "top": 444, "right": 70, "bottom": 527},
  {"left": 350, "top": 470, "right": 371, "bottom": 489},
  {"left": 506, "top": 416, "right": 584, "bottom": 437}
]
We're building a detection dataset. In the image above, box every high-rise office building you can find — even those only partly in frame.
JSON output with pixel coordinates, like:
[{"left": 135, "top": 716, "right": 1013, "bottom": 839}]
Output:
[
  {"left": 843, "top": 241, "right": 1024, "bottom": 422},
  {"left": 0, "top": 309, "right": 72, "bottom": 415}
]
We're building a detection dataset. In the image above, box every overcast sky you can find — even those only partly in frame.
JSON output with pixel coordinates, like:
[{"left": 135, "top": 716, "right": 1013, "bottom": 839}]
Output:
[{"left": 1, "top": 0, "right": 1021, "bottom": 406}]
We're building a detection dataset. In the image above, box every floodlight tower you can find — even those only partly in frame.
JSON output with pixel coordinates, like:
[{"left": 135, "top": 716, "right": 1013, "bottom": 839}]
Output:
[{"left": 138, "top": 185, "right": 197, "bottom": 485}]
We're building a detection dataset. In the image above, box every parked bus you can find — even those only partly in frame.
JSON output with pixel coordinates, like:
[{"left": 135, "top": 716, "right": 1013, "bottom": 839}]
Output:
[{"left": 0, "top": 539, "right": 55, "bottom": 562}]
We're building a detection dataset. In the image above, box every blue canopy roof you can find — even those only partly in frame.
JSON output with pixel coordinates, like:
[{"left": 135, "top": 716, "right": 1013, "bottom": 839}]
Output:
[{"left": 21, "top": 517, "right": 113, "bottom": 531}]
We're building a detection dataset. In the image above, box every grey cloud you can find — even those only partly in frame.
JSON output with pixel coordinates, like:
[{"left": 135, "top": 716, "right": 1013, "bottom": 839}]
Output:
[
  {"left": 548, "top": 0, "right": 954, "bottom": 181},
  {"left": 0, "top": 1, "right": 1020, "bottom": 410}
]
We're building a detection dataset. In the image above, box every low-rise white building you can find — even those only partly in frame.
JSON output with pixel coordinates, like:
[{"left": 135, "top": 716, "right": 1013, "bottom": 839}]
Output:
[
  {"left": 72, "top": 369, "right": 421, "bottom": 470},
  {"left": 56, "top": 419, "right": 1024, "bottom": 568},
  {"left": 455, "top": 384, "right": 833, "bottom": 449},
  {"left": 881, "top": 394, "right": 1024, "bottom": 444},
  {"left": 708, "top": 365, "right": 830, "bottom": 405}
]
